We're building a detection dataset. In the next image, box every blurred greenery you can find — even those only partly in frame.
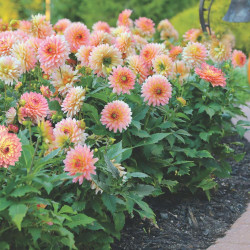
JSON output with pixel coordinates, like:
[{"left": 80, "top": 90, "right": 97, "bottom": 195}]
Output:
[
  {"left": 171, "top": 0, "right": 250, "bottom": 53},
  {"left": 50, "top": 0, "right": 198, "bottom": 27}
]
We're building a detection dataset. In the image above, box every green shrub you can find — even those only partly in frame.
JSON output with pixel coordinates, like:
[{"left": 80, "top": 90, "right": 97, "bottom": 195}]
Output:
[{"left": 171, "top": 0, "right": 250, "bottom": 53}]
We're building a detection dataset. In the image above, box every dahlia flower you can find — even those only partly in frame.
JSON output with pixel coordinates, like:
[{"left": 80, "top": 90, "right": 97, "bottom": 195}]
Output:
[
  {"left": 20, "top": 92, "right": 49, "bottom": 124},
  {"left": 50, "top": 65, "right": 79, "bottom": 96},
  {"left": 31, "top": 14, "right": 54, "bottom": 39},
  {"left": 182, "top": 42, "right": 208, "bottom": 68},
  {"left": 11, "top": 42, "right": 37, "bottom": 73},
  {"left": 0, "top": 125, "right": 8, "bottom": 133},
  {"left": 135, "top": 17, "right": 155, "bottom": 38},
  {"left": 115, "top": 32, "right": 135, "bottom": 56},
  {"left": 0, "top": 56, "right": 21, "bottom": 85},
  {"left": 231, "top": 50, "right": 247, "bottom": 68},
  {"left": 76, "top": 45, "right": 93, "bottom": 67},
  {"left": 169, "top": 46, "right": 183, "bottom": 61},
  {"left": 117, "top": 9, "right": 133, "bottom": 27},
  {"left": 38, "top": 35, "right": 70, "bottom": 73},
  {"left": 0, "top": 33, "right": 16, "bottom": 56},
  {"left": 54, "top": 19, "right": 71, "bottom": 34},
  {"left": 54, "top": 118, "right": 87, "bottom": 148},
  {"left": 40, "top": 85, "right": 52, "bottom": 99},
  {"left": 64, "top": 22, "right": 90, "bottom": 53},
  {"left": 141, "top": 75, "right": 172, "bottom": 106},
  {"left": 101, "top": 100, "right": 132, "bottom": 133},
  {"left": 173, "top": 60, "right": 190, "bottom": 84},
  {"left": 19, "top": 20, "right": 32, "bottom": 33},
  {"left": 0, "top": 130, "right": 22, "bottom": 168},
  {"left": 5, "top": 107, "right": 16, "bottom": 125},
  {"left": 64, "top": 145, "right": 98, "bottom": 184},
  {"left": 133, "top": 35, "right": 148, "bottom": 51},
  {"left": 127, "top": 55, "right": 149, "bottom": 84},
  {"left": 89, "top": 44, "right": 122, "bottom": 76},
  {"left": 38, "top": 119, "right": 55, "bottom": 144},
  {"left": 209, "top": 39, "right": 232, "bottom": 63},
  {"left": 111, "top": 26, "right": 131, "bottom": 37},
  {"left": 90, "top": 30, "right": 114, "bottom": 47},
  {"left": 62, "top": 86, "right": 86, "bottom": 117},
  {"left": 140, "top": 43, "right": 166, "bottom": 68},
  {"left": 108, "top": 66, "right": 136, "bottom": 95},
  {"left": 92, "top": 21, "right": 111, "bottom": 33},
  {"left": 195, "top": 63, "right": 226, "bottom": 87},
  {"left": 153, "top": 54, "right": 174, "bottom": 77},
  {"left": 183, "top": 29, "right": 202, "bottom": 42}
]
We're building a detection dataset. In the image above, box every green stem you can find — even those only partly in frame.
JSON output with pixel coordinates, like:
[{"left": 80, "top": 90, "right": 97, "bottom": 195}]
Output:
[
  {"left": 29, "top": 137, "right": 40, "bottom": 174},
  {"left": 4, "top": 84, "right": 7, "bottom": 112},
  {"left": 28, "top": 124, "right": 32, "bottom": 145},
  {"left": 144, "top": 107, "right": 152, "bottom": 130}
]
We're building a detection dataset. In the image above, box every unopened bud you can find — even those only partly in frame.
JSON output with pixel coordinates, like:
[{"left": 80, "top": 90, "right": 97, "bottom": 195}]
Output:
[
  {"left": 19, "top": 99, "right": 26, "bottom": 106},
  {"left": 177, "top": 97, "right": 186, "bottom": 106}
]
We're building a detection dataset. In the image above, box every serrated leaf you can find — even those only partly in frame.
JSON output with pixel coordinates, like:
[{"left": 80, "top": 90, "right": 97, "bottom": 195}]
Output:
[
  {"left": 101, "top": 193, "right": 117, "bottom": 214},
  {"left": 136, "top": 133, "right": 171, "bottom": 147},
  {"left": 9, "top": 204, "right": 28, "bottom": 231},
  {"left": 113, "top": 212, "right": 125, "bottom": 231},
  {"left": 0, "top": 198, "right": 12, "bottom": 212},
  {"left": 104, "top": 154, "right": 120, "bottom": 178},
  {"left": 48, "top": 100, "right": 61, "bottom": 112},
  {"left": 127, "top": 172, "right": 149, "bottom": 179},
  {"left": 59, "top": 205, "right": 76, "bottom": 214},
  {"left": 28, "top": 228, "right": 41, "bottom": 243},
  {"left": 65, "top": 214, "right": 95, "bottom": 228},
  {"left": 131, "top": 129, "right": 150, "bottom": 138},
  {"left": 82, "top": 103, "right": 100, "bottom": 124},
  {"left": 198, "top": 179, "right": 217, "bottom": 191},
  {"left": 132, "top": 184, "right": 155, "bottom": 197},
  {"left": 197, "top": 150, "right": 213, "bottom": 158},
  {"left": 10, "top": 186, "right": 40, "bottom": 197}
]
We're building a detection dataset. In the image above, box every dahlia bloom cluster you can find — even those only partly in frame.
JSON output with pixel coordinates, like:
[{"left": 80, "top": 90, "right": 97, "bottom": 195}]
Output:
[{"left": 0, "top": 10, "right": 246, "bottom": 185}]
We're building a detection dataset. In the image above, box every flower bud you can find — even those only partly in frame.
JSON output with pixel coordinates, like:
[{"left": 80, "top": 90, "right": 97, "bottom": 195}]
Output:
[
  {"left": 19, "top": 99, "right": 26, "bottom": 106},
  {"left": 22, "top": 120, "right": 32, "bottom": 127},
  {"left": 177, "top": 97, "right": 186, "bottom": 106},
  {"left": 8, "top": 124, "right": 19, "bottom": 133}
]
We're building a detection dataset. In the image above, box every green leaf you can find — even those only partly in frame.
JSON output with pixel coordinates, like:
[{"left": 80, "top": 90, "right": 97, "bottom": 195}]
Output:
[
  {"left": 130, "top": 129, "right": 150, "bottom": 138},
  {"left": 197, "top": 179, "right": 217, "bottom": 191},
  {"left": 0, "top": 242, "right": 9, "bottom": 250},
  {"left": 10, "top": 186, "right": 40, "bottom": 197},
  {"left": 104, "top": 154, "right": 120, "bottom": 178},
  {"left": 101, "top": 193, "right": 117, "bottom": 214},
  {"left": 59, "top": 205, "right": 76, "bottom": 214},
  {"left": 19, "top": 144, "right": 34, "bottom": 169},
  {"left": 0, "top": 198, "right": 12, "bottom": 212},
  {"left": 197, "top": 150, "right": 213, "bottom": 158},
  {"left": 65, "top": 214, "right": 95, "bottom": 228},
  {"left": 82, "top": 103, "right": 100, "bottom": 124},
  {"left": 90, "top": 91, "right": 108, "bottom": 102},
  {"left": 113, "top": 212, "right": 125, "bottom": 231},
  {"left": 161, "top": 180, "right": 178, "bottom": 192},
  {"left": 127, "top": 172, "right": 149, "bottom": 179},
  {"left": 176, "top": 129, "right": 191, "bottom": 136},
  {"left": 233, "top": 152, "right": 245, "bottom": 162},
  {"left": 35, "top": 148, "right": 61, "bottom": 167},
  {"left": 28, "top": 228, "right": 41, "bottom": 243},
  {"left": 205, "top": 107, "right": 215, "bottom": 118},
  {"left": 9, "top": 204, "right": 28, "bottom": 231},
  {"left": 136, "top": 133, "right": 171, "bottom": 147},
  {"left": 48, "top": 100, "right": 61, "bottom": 112},
  {"left": 132, "top": 184, "right": 155, "bottom": 197}
]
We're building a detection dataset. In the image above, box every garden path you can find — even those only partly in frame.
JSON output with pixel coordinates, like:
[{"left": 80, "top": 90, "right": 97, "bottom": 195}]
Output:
[{"left": 208, "top": 102, "right": 250, "bottom": 250}]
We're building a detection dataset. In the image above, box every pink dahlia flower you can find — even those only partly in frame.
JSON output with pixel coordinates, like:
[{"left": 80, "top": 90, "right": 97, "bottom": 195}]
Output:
[
  {"left": 135, "top": 17, "right": 155, "bottom": 38},
  {"left": 64, "top": 145, "right": 98, "bottom": 184},
  {"left": 11, "top": 41, "right": 37, "bottom": 73},
  {"left": 0, "top": 56, "right": 21, "bottom": 85},
  {"left": 38, "top": 35, "right": 70, "bottom": 73},
  {"left": 117, "top": 9, "right": 133, "bottom": 27},
  {"left": 53, "top": 19, "right": 71, "bottom": 34},
  {"left": 62, "top": 86, "right": 86, "bottom": 117},
  {"left": 108, "top": 66, "right": 136, "bottom": 95},
  {"left": 231, "top": 50, "right": 247, "bottom": 68},
  {"left": 5, "top": 107, "right": 16, "bottom": 125},
  {"left": 76, "top": 45, "right": 93, "bottom": 67},
  {"left": 20, "top": 92, "right": 49, "bottom": 124},
  {"left": 92, "top": 21, "right": 111, "bottom": 33},
  {"left": 101, "top": 100, "right": 132, "bottom": 133},
  {"left": 54, "top": 118, "right": 87, "bottom": 148},
  {"left": 64, "top": 22, "right": 90, "bottom": 53},
  {"left": 182, "top": 42, "right": 208, "bottom": 68},
  {"left": 127, "top": 55, "right": 149, "bottom": 84},
  {"left": 195, "top": 63, "right": 226, "bottom": 88},
  {"left": 152, "top": 54, "right": 174, "bottom": 78},
  {"left": 141, "top": 75, "right": 172, "bottom": 106},
  {"left": 0, "top": 130, "right": 22, "bottom": 168}
]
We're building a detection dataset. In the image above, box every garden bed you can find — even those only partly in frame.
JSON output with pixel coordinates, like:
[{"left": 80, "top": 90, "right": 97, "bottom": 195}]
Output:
[{"left": 113, "top": 135, "right": 250, "bottom": 250}]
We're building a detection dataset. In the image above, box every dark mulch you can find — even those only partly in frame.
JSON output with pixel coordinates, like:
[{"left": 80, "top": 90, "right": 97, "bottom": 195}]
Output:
[{"left": 112, "top": 136, "right": 250, "bottom": 250}]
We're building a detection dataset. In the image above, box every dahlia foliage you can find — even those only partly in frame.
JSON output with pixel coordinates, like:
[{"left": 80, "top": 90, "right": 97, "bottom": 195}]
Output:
[{"left": 0, "top": 10, "right": 248, "bottom": 250}]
